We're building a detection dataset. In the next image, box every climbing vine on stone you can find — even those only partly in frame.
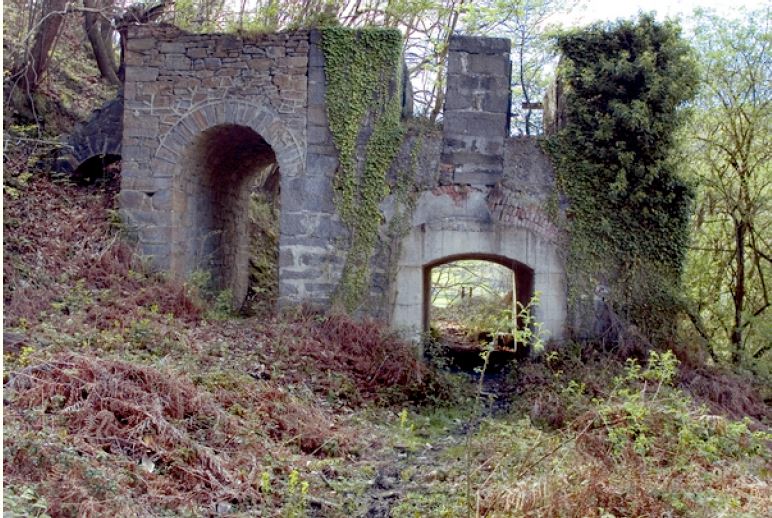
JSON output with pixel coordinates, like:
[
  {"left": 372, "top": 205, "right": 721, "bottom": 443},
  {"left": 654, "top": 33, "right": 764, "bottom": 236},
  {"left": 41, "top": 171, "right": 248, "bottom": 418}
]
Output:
[
  {"left": 545, "top": 16, "right": 698, "bottom": 339},
  {"left": 321, "top": 27, "right": 405, "bottom": 310}
]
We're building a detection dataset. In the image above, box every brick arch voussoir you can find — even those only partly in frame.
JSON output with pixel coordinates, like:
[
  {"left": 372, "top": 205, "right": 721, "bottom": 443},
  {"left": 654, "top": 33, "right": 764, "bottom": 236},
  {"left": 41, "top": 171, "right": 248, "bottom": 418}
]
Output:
[{"left": 153, "top": 100, "right": 304, "bottom": 177}]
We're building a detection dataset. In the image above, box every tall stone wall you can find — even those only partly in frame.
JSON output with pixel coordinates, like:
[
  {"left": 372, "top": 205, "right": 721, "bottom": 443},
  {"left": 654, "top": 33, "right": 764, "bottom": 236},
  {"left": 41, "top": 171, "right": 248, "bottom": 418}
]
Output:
[
  {"left": 281, "top": 30, "right": 349, "bottom": 305},
  {"left": 118, "top": 27, "right": 569, "bottom": 341},
  {"left": 120, "top": 25, "right": 313, "bottom": 304}
]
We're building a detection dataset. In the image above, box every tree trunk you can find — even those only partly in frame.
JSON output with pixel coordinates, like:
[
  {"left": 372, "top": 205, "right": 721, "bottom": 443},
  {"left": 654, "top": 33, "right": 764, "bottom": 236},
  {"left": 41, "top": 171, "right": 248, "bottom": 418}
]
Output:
[
  {"left": 429, "top": 1, "right": 464, "bottom": 123},
  {"left": 100, "top": 1, "right": 116, "bottom": 64},
  {"left": 13, "top": 0, "right": 70, "bottom": 95},
  {"left": 731, "top": 217, "right": 746, "bottom": 363},
  {"left": 519, "top": 40, "right": 531, "bottom": 136},
  {"left": 117, "top": 25, "right": 126, "bottom": 81},
  {"left": 84, "top": 0, "right": 120, "bottom": 85}
]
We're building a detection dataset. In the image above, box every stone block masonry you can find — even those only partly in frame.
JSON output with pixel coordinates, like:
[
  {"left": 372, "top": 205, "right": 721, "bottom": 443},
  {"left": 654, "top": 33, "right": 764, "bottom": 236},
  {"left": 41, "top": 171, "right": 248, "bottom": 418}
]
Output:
[
  {"left": 441, "top": 35, "right": 512, "bottom": 186},
  {"left": 115, "top": 26, "right": 570, "bottom": 342},
  {"left": 121, "top": 25, "right": 315, "bottom": 306}
]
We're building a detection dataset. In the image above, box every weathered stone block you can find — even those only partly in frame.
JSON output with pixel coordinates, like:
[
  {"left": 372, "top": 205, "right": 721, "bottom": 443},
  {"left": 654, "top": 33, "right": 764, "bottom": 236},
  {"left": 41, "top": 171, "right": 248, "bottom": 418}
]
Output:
[
  {"left": 452, "top": 169, "right": 502, "bottom": 186},
  {"left": 304, "top": 282, "right": 337, "bottom": 295},
  {"left": 467, "top": 54, "right": 510, "bottom": 77},
  {"left": 308, "top": 44, "right": 325, "bottom": 68},
  {"left": 448, "top": 35, "right": 511, "bottom": 54},
  {"left": 282, "top": 268, "right": 322, "bottom": 280},
  {"left": 307, "top": 125, "right": 330, "bottom": 145},
  {"left": 216, "top": 36, "right": 242, "bottom": 51},
  {"left": 126, "top": 66, "right": 159, "bottom": 82},
  {"left": 443, "top": 111, "right": 507, "bottom": 138},
  {"left": 299, "top": 252, "right": 327, "bottom": 266},
  {"left": 266, "top": 46, "right": 286, "bottom": 58},
  {"left": 307, "top": 64, "right": 325, "bottom": 84},
  {"left": 286, "top": 56, "right": 308, "bottom": 68},
  {"left": 122, "top": 176, "right": 170, "bottom": 192},
  {"left": 204, "top": 57, "right": 222, "bottom": 69},
  {"left": 483, "top": 91, "right": 510, "bottom": 113},
  {"left": 126, "top": 208, "right": 163, "bottom": 226},
  {"left": 307, "top": 105, "right": 327, "bottom": 126},
  {"left": 308, "top": 81, "right": 326, "bottom": 105},
  {"left": 119, "top": 190, "right": 150, "bottom": 210},
  {"left": 279, "top": 280, "right": 300, "bottom": 297},
  {"left": 443, "top": 93, "right": 474, "bottom": 111},
  {"left": 447, "top": 73, "right": 510, "bottom": 95},
  {"left": 309, "top": 214, "right": 346, "bottom": 238},
  {"left": 281, "top": 211, "right": 312, "bottom": 236},
  {"left": 186, "top": 47, "right": 208, "bottom": 59},
  {"left": 248, "top": 58, "right": 272, "bottom": 70},
  {"left": 443, "top": 135, "right": 503, "bottom": 155},
  {"left": 127, "top": 38, "right": 156, "bottom": 51},
  {"left": 306, "top": 152, "right": 338, "bottom": 177},
  {"left": 279, "top": 249, "right": 295, "bottom": 267},
  {"left": 124, "top": 116, "right": 160, "bottom": 138},
  {"left": 442, "top": 150, "right": 502, "bottom": 168},
  {"left": 141, "top": 225, "right": 173, "bottom": 243},
  {"left": 150, "top": 189, "right": 172, "bottom": 210},
  {"left": 502, "top": 136, "right": 555, "bottom": 192},
  {"left": 160, "top": 41, "right": 187, "bottom": 53},
  {"left": 139, "top": 242, "right": 172, "bottom": 260},
  {"left": 166, "top": 54, "right": 191, "bottom": 70},
  {"left": 307, "top": 143, "right": 337, "bottom": 156}
]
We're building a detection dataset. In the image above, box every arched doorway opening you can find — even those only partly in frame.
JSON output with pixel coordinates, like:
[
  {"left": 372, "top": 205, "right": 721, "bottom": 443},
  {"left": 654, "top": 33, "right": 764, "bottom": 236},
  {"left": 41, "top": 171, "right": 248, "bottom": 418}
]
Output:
[
  {"left": 72, "top": 153, "right": 122, "bottom": 184},
  {"left": 423, "top": 253, "right": 534, "bottom": 371},
  {"left": 176, "top": 124, "right": 280, "bottom": 313}
]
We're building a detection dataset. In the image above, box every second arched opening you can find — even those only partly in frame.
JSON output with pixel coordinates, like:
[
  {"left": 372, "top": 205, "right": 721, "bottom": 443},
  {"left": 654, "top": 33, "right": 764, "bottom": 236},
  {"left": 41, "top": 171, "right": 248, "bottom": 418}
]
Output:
[{"left": 423, "top": 253, "right": 535, "bottom": 371}]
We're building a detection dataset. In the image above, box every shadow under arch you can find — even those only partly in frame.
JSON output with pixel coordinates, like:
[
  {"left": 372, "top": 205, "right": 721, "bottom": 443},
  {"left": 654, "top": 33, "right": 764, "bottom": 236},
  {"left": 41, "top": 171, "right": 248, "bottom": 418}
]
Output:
[
  {"left": 174, "top": 123, "right": 279, "bottom": 308},
  {"left": 422, "top": 253, "right": 535, "bottom": 332},
  {"left": 137, "top": 99, "right": 304, "bottom": 309},
  {"left": 72, "top": 153, "right": 122, "bottom": 183}
]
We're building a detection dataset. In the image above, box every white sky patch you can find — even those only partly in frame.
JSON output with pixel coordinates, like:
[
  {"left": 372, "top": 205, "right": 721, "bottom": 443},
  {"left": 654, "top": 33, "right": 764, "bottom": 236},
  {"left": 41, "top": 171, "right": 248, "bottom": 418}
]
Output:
[{"left": 562, "top": 0, "right": 769, "bottom": 25}]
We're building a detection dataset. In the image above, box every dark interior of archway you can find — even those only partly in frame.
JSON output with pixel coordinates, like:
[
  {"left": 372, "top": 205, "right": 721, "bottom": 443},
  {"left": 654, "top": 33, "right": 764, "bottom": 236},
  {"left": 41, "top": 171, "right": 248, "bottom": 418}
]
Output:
[
  {"left": 72, "top": 154, "right": 121, "bottom": 184},
  {"left": 423, "top": 257, "right": 534, "bottom": 374},
  {"left": 184, "top": 124, "right": 279, "bottom": 313}
]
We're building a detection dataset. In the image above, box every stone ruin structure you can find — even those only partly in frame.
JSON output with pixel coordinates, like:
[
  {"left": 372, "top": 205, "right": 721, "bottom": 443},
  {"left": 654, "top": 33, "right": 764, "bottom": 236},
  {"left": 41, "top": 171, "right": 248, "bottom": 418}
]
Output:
[{"left": 62, "top": 26, "right": 567, "bottom": 341}]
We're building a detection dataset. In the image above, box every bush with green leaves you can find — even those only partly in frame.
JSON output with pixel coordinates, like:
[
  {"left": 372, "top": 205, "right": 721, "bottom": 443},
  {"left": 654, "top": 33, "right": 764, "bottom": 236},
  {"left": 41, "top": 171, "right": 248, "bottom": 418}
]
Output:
[
  {"left": 583, "top": 350, "right": 771, "bottom": 462},
  {"left": 546, "top": 15, "right": 699, "bottom": 340}
]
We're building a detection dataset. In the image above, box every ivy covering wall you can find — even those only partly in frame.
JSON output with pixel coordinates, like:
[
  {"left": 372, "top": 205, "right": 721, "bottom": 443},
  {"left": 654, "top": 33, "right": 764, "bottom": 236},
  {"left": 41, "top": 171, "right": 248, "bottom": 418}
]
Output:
[
  {"left": 545, "top": 16, "right": 698, "bottom": 339},
  {"left": 320, "top": 27, "right": 405, "bottom": 311}
]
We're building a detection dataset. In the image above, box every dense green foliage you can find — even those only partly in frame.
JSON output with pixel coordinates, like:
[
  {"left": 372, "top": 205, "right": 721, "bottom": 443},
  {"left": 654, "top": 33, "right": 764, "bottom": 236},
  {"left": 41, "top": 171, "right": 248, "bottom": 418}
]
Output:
[
  {"left": 320, "top": 27, "right": 405, "bottom": 310},
  {"left": 682, "top": 10, "right": 771, "bottom": 368},
  {"left": 546, "top": 15, "right": 699, "bottom": 338}
]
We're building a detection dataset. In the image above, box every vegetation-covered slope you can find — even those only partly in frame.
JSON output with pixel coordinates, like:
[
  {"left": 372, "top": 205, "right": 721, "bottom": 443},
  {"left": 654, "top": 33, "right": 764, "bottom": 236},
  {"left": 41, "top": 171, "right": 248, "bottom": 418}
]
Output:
[{"left": 3, "top": 172, "right": 770, "bottom": 517}]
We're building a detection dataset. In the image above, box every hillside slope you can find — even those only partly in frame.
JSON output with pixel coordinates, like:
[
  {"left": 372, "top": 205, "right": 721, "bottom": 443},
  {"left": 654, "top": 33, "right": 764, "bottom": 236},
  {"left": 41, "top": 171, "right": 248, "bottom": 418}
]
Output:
[{"left": 3, "top": 170, "right": 771, "bottom": 517}]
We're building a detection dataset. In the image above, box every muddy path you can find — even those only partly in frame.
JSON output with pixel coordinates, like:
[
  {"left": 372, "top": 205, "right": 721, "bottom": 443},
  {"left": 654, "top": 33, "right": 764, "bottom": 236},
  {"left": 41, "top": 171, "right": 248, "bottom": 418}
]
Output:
[{"left": 361, "top": 372, "right": 519, "bottom": 517}]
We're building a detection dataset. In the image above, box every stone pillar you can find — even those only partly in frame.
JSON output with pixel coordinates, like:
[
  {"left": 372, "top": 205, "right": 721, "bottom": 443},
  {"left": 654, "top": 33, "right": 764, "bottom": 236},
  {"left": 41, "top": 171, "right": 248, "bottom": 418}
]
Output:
[{"left": 441, "top": 35, "right": 511, "bottom": 186}]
